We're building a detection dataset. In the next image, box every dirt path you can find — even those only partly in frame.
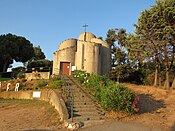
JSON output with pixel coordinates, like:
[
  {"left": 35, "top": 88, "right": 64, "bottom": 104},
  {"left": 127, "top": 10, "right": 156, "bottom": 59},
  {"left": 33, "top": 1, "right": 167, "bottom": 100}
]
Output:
[
  {"left": 78, "top": 120, "right": 162, "bottom": 131},
  {"left": 0, "top": 99, "right": 64, "bottom": 131}
]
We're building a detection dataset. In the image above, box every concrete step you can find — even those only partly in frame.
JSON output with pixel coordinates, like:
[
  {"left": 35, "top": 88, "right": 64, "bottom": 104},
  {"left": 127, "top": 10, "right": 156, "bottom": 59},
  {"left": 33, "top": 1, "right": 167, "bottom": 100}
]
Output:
[
  {"left": 73, "top": 94, "right": 91, "bottom": 98},
  {"left": 71, "top": 89, "right": 83, "bottom": 93},
  {"left": 73, "top": 107, "right": 98, "bottom": 112},
  {"left": 72, "top": 115, "right": 105, "bottom": 121},
  {"left": 72, "top": 93, "right": 84, "bottom": 96},
  {"left": 74, "top": 107, "right": 104, "bottom": 113},
  {"left": 73, "top": 110, "right": 104, "bottom": 116},
  {"left": 73, "top": 96, "right": 91, "bottom": 100},
  {"left": 71, "top": 86, "right": 83, "bottom": 90},
  {"left": 73, "top": 99, "right": 94, "bottom": 103},
  {"left": 73, "top": 95, "right": 90, "bottom": 99},
  {"left": 73, "top": 105, "right": 96, "bottom": 108},
  {"left": 62, "top": 76, "right": 106, "bottom": 123},
  {"left": 73, "top": 102, "right": 94, "bottom": 106},
  {"left": 69, "top": 85, "right": 78, "bottom": 88}
]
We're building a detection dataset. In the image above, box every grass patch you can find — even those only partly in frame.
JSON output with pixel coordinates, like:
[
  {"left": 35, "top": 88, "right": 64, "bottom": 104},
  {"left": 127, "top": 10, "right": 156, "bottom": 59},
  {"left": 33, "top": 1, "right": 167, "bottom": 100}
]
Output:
[{"left": 0, "top": 77, "right": 11, "bottom": 82}]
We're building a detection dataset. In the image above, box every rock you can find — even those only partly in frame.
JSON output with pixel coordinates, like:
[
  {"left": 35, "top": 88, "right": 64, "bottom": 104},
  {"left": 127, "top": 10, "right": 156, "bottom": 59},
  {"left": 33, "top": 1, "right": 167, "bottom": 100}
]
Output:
[
  {"left": 64, "top": 121, "right": 82, "bottom": 130},
  {"left": 156, "top": 110, "right": 161, "bottom": 113},
  {"left": 161, "top": 114, "right": 166, "bottom": 118}
]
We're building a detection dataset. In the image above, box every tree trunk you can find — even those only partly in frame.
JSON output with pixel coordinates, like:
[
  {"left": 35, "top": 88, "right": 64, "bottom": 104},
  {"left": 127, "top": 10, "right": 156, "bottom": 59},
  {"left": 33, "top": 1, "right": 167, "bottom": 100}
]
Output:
[
  {"left": 159, "top": 76, "right": 162, "bottom": 87},
  {"left": 163, "top": 44, "right": 170, "bottom": 89},
  {"left": 2, "top": 60, "right": 9, "bottom": 73},
  {"left": 3, "top": 62, "right": 7, "bottom": 73},
  {"left": 164, "top": 67, "right": 170, "bottom": 89},
  {"left": 154, "top": 65, "right": 158, "bottom": 86},
  {"left": 117, "top": 75, "right": 120, "bottom": 83},
  {"left": 172, "top": 78, "right": 175, "bottom": 89}
]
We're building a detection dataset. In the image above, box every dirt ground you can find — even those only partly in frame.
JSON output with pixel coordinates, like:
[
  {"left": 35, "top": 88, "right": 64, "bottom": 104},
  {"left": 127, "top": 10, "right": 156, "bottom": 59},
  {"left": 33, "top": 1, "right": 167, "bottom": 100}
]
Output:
[
  {"left": 0, "top": 99, "right": 63, "bottom": 131},
  {"left": 1, "top": 81, "right": 175, "bottom": 130},
  {"left": 106, "top": 83, "right": 175, "bottom": 130}
]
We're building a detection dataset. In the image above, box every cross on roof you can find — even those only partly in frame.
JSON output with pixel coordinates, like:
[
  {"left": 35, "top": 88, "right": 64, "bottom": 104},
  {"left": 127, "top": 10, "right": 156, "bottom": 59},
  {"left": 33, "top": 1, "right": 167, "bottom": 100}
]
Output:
[{"left": 82, "top": 24, "right": 88, "bottom": 33}]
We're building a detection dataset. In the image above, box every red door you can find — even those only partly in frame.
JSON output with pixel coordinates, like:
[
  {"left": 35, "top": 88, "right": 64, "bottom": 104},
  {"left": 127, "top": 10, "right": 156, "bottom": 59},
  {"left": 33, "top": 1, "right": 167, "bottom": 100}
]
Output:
[{"left": 60, "top": 62, "right": 70, "bottom": 75}]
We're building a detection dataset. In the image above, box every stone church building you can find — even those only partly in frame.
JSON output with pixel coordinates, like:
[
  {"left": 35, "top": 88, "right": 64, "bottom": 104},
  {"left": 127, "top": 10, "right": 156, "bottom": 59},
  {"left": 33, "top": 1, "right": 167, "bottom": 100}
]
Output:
[{"left": 52, "top": 32, "right": 111, "bottom": 76}]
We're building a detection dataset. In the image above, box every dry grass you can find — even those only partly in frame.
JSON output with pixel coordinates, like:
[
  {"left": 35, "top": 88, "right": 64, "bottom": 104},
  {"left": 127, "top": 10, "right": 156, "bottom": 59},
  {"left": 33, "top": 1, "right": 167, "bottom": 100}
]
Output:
[{"left": 0, "top": 98, "right": 63, "bottom": 130}]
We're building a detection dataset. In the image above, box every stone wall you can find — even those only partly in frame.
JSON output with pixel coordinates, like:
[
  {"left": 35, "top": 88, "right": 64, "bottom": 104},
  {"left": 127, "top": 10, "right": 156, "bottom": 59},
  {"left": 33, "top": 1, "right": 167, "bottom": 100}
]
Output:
[{"left": 25, "top": 71, "right": 50, "bottom": 80}]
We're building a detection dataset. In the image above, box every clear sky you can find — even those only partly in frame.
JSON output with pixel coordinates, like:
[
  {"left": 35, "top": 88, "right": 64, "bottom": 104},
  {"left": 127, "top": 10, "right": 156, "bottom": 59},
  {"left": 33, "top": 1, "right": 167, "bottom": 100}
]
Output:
[{"left": 0, "top": 0, "right": 156, "bottom": 68}]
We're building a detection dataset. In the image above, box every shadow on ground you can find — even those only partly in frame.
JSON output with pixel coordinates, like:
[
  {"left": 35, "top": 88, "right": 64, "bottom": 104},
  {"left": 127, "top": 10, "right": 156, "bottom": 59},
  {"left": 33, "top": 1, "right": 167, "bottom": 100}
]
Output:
[
  {"left": 171, "top": 124, "right": 175, "bottom": 131},
  {"left": 23, "top": 129, "right": 54, "bottom": 131},
  {"left": 23, "top": 130, "right": 53, "bottom": 131},
  {"left": 138, "top": 94, "right": 165, "bottom": 114}
]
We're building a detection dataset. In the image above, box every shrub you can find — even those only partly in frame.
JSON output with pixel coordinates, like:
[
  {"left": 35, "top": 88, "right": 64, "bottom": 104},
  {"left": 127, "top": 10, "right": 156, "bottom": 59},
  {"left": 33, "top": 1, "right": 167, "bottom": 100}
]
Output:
[
  {"left": 50, "top": 80, "right": 63, "bottom": 89},
  {"left": 33, "top": 80, "right": 48, "bottom": 90},
  {"left": 99, "top": 84, "right": 139, "bottom": 113},
  {"left": 12, "top": 66, "right": 25, "bottom": 78},
  {"left": 17, "top": 72, "right": 25, "bottom": 79},
  {"left": 72, "top": 70, "right": 90, "bottom": 85}
]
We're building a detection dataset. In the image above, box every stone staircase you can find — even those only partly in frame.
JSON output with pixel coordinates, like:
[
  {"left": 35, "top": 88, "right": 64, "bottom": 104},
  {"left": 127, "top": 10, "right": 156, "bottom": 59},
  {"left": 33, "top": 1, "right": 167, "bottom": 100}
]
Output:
[{"left": 63, "top": 76, "right": 105, "bottom": 123}]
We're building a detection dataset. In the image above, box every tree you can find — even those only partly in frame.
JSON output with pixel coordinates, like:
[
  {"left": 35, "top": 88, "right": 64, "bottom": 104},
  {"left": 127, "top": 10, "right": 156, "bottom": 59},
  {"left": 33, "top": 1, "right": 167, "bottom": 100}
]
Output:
[
  {"left": 106, "top": 29, "right": 117, "bottom": 67},
  {"left": 26, "top": 45, "right": 50, "bottom": 68},
  {"left": 116, "top": 28, "right": 127, "bottom": 50},
  {"left": 15, "top": 36, "right": 35, "bottom": 63},
  {"left": 134, "top": 0, "right": 175, "bottom": 88},
  {"left": 33, "top": 46, "right": 46, "bottom": 60},
  {"left": 114, "top": 28, "right": 131, "bottom": 82},
  {"left": 0, "top": 34, "right": 34, "bottom": 72},
  {"left": 112, "top": 47, "right": 133, "bottom": 82},
  {"left": 27, "top": 59, "right": 52, "bottom": 68},
  {"left": 106, "top": 28, "right": 133, "bottom": 82}
]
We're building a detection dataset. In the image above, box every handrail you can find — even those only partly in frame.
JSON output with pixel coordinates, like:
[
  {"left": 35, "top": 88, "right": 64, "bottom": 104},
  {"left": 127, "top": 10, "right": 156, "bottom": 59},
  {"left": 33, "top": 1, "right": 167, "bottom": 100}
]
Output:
[{"left": 60, "top": 72, "right": 74, "bottom": 122}]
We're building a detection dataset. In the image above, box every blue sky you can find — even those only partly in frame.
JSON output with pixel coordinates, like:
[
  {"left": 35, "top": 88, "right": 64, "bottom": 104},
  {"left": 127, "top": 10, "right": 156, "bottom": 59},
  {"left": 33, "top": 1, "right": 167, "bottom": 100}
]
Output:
[{"left": 0, "top": 0, "right": 156, "bottom": 68}]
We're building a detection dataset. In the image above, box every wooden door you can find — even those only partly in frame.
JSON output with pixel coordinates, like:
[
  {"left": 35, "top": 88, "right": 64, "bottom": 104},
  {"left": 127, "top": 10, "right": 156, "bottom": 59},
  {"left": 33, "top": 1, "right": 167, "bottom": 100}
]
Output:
[{"left": 60, "top": 62, "right": 70, "bottom": 75}]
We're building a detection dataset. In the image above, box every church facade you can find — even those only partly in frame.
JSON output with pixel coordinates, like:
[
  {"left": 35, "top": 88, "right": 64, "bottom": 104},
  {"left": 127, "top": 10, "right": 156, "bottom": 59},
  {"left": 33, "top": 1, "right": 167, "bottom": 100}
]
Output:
[{"left": 52, "top": 32, "right": 111, "bottom": 76}]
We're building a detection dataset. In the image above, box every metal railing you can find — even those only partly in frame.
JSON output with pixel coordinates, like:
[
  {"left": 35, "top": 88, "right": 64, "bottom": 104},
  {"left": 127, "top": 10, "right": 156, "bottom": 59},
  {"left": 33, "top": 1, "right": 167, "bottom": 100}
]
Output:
[{"left": 60, "top": 72, "right": 74, "bottom": 122}]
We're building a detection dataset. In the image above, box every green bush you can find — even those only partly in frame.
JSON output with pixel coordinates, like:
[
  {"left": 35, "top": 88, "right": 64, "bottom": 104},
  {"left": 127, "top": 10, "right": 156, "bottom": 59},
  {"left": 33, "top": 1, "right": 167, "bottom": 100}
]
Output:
[
  {"left": 72, "top": 70, "right": 140, "bottom": 114},
  {"left": 72, "top": 70, "right": 89, "bottom": 84},
  {"left": 99, "top": 84, "right": 139, "bottom": 113},
  {"left": 17, "top": 72, "right": 25, "bottom": 79},
  {"left": 50, "top": 80, "right": 63, "bottom": 89},
  {"left": 34, "top": 80, "right": 48, "bottom": 90}
]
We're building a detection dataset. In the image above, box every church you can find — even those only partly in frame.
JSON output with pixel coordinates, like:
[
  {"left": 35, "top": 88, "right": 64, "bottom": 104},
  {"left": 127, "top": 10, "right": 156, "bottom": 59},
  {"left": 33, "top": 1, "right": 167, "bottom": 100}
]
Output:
[{"left": 52, "top": 32, "right": 111, "bottom": 76}]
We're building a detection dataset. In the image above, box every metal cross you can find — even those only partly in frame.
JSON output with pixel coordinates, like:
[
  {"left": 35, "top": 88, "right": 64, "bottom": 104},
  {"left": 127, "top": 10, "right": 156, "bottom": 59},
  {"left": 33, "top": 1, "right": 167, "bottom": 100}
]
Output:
[
  {"left": 82, "top": 24, "right": 88, "bottom": 32},
  {"left": 82, "top": 24, "right": 88, "bottom": 41}
]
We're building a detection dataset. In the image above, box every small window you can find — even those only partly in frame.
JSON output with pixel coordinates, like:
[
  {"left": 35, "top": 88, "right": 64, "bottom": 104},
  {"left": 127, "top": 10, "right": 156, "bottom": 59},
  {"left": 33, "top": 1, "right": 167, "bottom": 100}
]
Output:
[{"left": 99, "top": 44, "right": 102, "bottom": 55}]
